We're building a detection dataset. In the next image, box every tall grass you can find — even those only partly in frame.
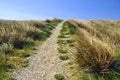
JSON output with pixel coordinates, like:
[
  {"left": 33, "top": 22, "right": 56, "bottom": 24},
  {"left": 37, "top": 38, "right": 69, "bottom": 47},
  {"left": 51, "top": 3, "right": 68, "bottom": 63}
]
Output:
[
  {"left": 67, "top": 19, "right": 120, "bottom": 79},
  {"left": 76, "top": 29, "right": 114, "bottom": 74},
  {"left": 0, "top": 19, "right": 62, "bottom": 79}
]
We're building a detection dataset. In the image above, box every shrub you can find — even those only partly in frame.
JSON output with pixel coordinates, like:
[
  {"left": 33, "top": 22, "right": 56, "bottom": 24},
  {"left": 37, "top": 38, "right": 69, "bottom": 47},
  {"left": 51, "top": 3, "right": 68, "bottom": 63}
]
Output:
[
  {"left": 54, "top": 74, "right": 65, "bottom": 80},
  {"left": 59, "top": 55, "right": 69, "bottom": 60},
  {"left": 45, "top": 19, "right": 51, "bottom": 23}
]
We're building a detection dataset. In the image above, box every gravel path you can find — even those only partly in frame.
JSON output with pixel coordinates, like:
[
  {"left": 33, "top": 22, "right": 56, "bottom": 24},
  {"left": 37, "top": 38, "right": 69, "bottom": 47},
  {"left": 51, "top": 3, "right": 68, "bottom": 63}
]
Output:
[{"left": 12, "top": 22, "right": 69, "bottom": 80}]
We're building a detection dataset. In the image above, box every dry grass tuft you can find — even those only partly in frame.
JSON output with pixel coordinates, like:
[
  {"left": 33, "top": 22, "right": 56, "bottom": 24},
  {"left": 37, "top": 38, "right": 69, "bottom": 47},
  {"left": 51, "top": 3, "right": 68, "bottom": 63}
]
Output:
[{"left": 75, "top": 29, "right": 115, "bottom": 74}]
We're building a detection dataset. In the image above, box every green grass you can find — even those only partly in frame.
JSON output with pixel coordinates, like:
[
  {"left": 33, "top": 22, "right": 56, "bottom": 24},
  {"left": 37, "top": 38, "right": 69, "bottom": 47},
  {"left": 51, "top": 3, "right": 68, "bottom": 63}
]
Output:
[
  {"left": 19, "top": 52, "right": 30, "bottom": 58},
  {"left": 57, "top": 40, "right": 67, "bottom": 44},
  {"left": 20, "top": 59, "right": 29, "bottom": 67},
  {"left": 0, "top": 71, "right": 14, "bottom": 80},
  {"left": 66, "top": 39, "right": 75, "bottom": 43},
  {"left": 59, "top": 55, "right": 69, "bottom": 60},
  {"left": 69, "top": 27, "right": 77, "bottom": 34},
  {"left": 68, "top": 62, "right": 73, "bottom": 65},
  {"left": 57, "top": 47, "right": 68, "bottom": 54},
  {"left": 54, "top": 74, "right": 65, "bottom": 80}
]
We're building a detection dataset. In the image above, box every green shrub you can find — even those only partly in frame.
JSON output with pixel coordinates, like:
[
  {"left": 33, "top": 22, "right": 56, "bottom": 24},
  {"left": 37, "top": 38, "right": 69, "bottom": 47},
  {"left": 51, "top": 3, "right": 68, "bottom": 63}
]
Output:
[
  {"left": 54, "top": 74, "right": 65, "bottom": 80},
  {"left": 45, "top": 19, "right": 51, "bottom": 23},
  {"left": 59, "top": 55, "right": 69, "bottom": 60}
]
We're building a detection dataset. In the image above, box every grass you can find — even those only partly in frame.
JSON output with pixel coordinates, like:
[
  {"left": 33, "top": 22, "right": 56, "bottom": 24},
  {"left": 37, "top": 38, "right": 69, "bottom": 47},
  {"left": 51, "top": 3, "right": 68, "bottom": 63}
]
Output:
[
  {"left": 0, "top": 19, "right": 62, "bottom": 79},
  {"left": 66, "top": 39, "right": 75, "bottom": 43},
  {"left": 67, "top": 19, "right": 120, "bottom": 80},
  {"left": 54, "top": 74, "right": 65, "bottom": 80},
  {"left": 59, "top": 55, "right": 69, "bottom": 60},
  {"left": 76, "top": 29, "right": 114, "bottom": 74},
  {"left": 57, "top": 40, "right": 67, "bottom": 44},
  {"left": 20, "top": 59, "right": 29, "bottom": 67},
  {"left": 57, "top": 47, "right": 68, "bottom": 54},
  {"left": 68, "top": 62, "right": 73, "bottom": 65},
  {"left": 0, "top": 43, "right": 13, "bottom": 55},
  {"left": 58, "top": 34, "right": 68, "bottom": 38}
]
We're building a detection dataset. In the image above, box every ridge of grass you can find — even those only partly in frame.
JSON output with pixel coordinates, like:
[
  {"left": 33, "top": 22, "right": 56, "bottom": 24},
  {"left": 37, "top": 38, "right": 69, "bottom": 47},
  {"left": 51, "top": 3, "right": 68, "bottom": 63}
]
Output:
[
  {"left": 67, "top": 19, "right": 120, "bottom": 80},
  {"left": 0, "top": 19, "right": 62, "bottom": 79}
]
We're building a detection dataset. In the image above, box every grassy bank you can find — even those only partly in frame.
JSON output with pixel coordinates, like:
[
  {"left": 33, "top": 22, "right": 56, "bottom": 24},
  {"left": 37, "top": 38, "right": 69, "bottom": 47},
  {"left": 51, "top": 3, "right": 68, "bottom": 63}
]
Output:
[
  {"left": 67, "top": 19, "right": 120, "bottom": 80},
  {"left": 0, "top": 18, "right": 62, "bottom": 79}
]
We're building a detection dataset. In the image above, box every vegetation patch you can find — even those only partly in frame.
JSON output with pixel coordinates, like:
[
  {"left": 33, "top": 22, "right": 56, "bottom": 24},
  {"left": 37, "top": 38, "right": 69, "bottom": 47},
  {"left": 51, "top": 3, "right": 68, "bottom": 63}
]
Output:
[
  {"left": 68, "top": 19, "right": 120, "bottom": 80},
  {"left": 66, "top": 39, "right": 75, "bottom": 43},
  {"left": 20, "top": 59, "right": 29, "bottom": 67},
  {"left": 0, "top": 19, "right": 62, "bottom": 79},
  {"left": 54, "top": 74, "right": 65, "bottom": 80},
  {"left": 59, "top": 55, "right": 69, "bottom": 60},
  {"left": 57, "top": 47, "right": 68, "bottom": 53}
]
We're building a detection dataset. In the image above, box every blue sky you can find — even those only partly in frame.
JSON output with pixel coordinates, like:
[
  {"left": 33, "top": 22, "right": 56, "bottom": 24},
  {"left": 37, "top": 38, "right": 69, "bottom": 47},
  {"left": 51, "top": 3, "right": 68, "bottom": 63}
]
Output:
[{"left": 0, "top": 0, "right": 120, "bottom": 20}]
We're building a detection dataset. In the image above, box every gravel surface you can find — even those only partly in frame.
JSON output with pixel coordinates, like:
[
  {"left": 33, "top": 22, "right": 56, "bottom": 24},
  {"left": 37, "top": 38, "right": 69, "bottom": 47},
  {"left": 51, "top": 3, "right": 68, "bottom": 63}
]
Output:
[{"left": 12, "top": 22, "right": 70, "bottom": 80}]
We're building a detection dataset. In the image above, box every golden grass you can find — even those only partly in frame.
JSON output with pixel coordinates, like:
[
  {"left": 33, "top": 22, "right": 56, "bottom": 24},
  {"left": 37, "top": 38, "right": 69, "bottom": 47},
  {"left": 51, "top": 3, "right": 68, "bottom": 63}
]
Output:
[
  {"left": 67, "top": 19, "right": 120, "bottom": 79},
  {"left": 75, "top": 29, "right": 114, "bottom": 74}
]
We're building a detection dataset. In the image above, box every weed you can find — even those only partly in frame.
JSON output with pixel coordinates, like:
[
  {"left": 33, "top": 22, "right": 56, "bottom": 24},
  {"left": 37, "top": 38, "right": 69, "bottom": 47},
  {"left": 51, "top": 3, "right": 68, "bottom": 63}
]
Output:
[
  {"left": 20, "top": 59, "right": 29, "bottom": 67},
  {"left": 0, "top": 70, "right": 14, "bottom": 80},
  {"left": 66, "top": 39, "right": 75, "bottom": 43},
  {"left": 69, "top": 27, "right": 76, "bottom": 34},
  {"left": 20, "top": 51, "right": 30, "bottom": 58},
  {"left": 58, "top": 47, "right": 68, "bottom": 53},
  {"left": 59, "top": 55, "right": 69, "bottom": 60},
  {"left": 68, "top": 62, "right": 73, "bottom": 65},
  {"left": 57, "top": 40, "right": 66, "bottom": 44},
  {"left": 54, "top": 74, "right": 65, "bottom": 80}
]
